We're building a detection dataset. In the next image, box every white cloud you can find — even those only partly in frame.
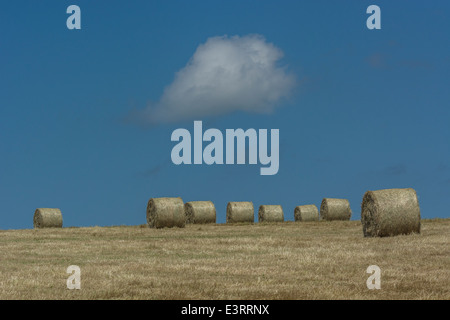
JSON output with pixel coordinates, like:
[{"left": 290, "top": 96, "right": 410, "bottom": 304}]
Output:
[{"left": 138, "top": 34, "right": 296, "bottom": 123}]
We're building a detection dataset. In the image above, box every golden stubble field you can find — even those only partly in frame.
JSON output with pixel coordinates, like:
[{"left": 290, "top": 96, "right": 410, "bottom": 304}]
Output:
[{"left": 0, "top": 219, "right": 449, "bottom": 300}]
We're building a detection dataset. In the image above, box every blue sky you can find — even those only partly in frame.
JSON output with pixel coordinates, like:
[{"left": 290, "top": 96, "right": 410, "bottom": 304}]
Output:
[{"left": 1, "top": 1, "right": 449, "bottom": 229}]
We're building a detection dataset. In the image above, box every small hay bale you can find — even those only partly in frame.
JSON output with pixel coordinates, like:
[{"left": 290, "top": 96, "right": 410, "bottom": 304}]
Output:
[
  {"left": 226, "top": 202, "right": 254, "bottom": 223},
  {"left": 320, "top": 198, "right": 352, "bottom": 221},
  {"left": 361, "top": 188, "right": 421, "bottom": 237},
  {"left": 185, "top": 201, "right": 216, "bottom": 224},
  {"left": 294, "top": 205, "right": 319, "bottom": 222},
  {"left": 33, "top": 208, "right": 63, "bottom": 228},
  {"left": 146, "top": 197, "right": 185, "bottom": 229},
  {"left": 258, "top": 205, "right": 284, "bottom": 222}
]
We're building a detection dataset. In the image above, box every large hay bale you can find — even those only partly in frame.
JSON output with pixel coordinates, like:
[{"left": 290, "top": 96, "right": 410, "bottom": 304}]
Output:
[
  {"left": 34, "top": 208, "right": 63, "bottom": 228},
  {"left": 258, "top": 205, "right": 284, "bottom": 222},
  {"left": 320, "top": 198, "right": 352, "bottom": 221},
  {"left": 185, "top": 201, "right": 216, "bottom": 224},
  {"left": 146, "top": 197, "right": 185, "bottom": 229},
  {"left": 226, "top": 202, "right": 254, "bottom": 223},
  {"left": 361, "top": 188, "right": 421, "bottom": 237},
  {"left": 294, "top": 205, "right": 319, "bottom": 222}
]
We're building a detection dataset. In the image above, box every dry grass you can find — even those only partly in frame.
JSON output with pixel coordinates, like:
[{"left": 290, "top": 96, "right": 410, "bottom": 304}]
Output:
[{"left": 0, "top": 219, "right": 449, "bottom": 300}]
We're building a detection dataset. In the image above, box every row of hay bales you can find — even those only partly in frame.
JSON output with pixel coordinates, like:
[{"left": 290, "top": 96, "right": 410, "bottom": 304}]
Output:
[
  {"left": 145, "top": 198, "right": 350, "bottom": 226},
  {"left": 33, "top": 188, "right": 421, "bottom": 237}
]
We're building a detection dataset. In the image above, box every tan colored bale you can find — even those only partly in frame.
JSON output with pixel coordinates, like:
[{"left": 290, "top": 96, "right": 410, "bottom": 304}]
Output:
[
  {"left": 361, "top": 188, "right": 421, "bottom": 237},
  {"left": 294, "top": 205, "right": 319, "bottom": 222},
  {"left": 320, "top": 198, "right": 352, "bottom": 221},
  {"left": 185, "top": 201, "right": 216, "bottom": 224},
  {"left": 146, "top": 197, "right": 185, "bottom": 229},
  {"left": 226, "top": 202, "right": 254, "bottom": 223},
  {"left": 34, "top": 208, "right": 63, "bottom": 228},
  {"left": 258, "top": 205, "right": 284, "bottom": 222}
]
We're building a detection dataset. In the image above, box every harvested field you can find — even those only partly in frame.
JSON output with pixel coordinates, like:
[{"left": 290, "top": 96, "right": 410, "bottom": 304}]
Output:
[{"left": 0, "top": 219, "right": 448, "bottom": 300}]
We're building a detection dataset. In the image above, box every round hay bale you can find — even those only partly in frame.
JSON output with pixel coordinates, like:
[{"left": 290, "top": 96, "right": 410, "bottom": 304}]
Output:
[
  {"left": 146, "top": 197, "right": 185, "bottom": 229},
  {"left": 258, "top": 205, "right": 284, "bottom": 222},
  {"left": 33, "top": 208, "right": 63, "bottom": 228},
  {"left": 361, "top": 188, "right": 421, "bottom": 237},
  {"left": 185, "top": 201, "right": 216, "bottom": 224},
  {"left": 226, "top": 202, "right": 254, "bottom": 223},
  {"left": 320, "top": 198, "right": 352, "bottom": 221},
  {"left": 294, "top": 205, "right": 319, "bottom": 222}
]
